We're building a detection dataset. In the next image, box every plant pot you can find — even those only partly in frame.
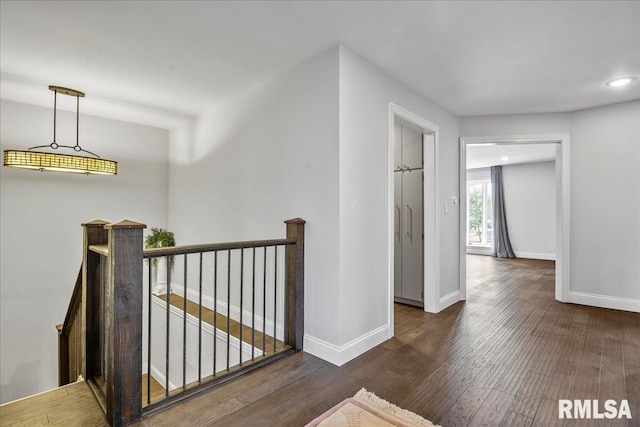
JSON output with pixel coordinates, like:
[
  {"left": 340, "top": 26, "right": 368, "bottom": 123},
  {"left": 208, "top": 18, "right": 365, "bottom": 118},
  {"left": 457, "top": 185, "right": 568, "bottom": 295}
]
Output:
[{"left": 153, "top": 257, "right": 169, "bottom": 295}]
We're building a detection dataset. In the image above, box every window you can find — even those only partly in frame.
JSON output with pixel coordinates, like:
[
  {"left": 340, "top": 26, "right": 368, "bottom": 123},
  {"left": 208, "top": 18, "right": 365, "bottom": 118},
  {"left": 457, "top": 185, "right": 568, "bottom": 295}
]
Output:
[{"left": 467, "top": 179, "right": 493, "bottom": 247}]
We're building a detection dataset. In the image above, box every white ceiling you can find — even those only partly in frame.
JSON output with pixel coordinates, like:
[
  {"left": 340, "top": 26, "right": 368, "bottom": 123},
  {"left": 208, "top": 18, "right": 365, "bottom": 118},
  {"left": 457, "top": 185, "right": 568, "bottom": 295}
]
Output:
[
  {"left": 466, "top": 143, "right": 557, "bottom": 170},
  {"left": 1, "top": 1, "right": 639, "bottom": 128}
]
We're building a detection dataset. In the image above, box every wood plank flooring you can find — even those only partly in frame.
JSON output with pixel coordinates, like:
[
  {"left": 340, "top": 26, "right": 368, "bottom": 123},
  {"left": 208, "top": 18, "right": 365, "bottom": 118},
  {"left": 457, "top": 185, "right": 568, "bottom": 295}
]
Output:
[
  {"left": 0, "top": 381, "right": 107, "bottom": 427},
  {"left": 0, "top": 375, "right": 167, "bottom": 425},
  {"left": 132, "top": 255, "right": 640, "bottom": 426}
]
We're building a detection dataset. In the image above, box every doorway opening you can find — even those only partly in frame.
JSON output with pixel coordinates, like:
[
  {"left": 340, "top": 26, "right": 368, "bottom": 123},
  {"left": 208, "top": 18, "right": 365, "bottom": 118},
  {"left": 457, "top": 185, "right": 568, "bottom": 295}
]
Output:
[
  {"left": 459, "top": 135, "right": 570, "bottom": 302},
  {"left": 388, "top": 103, "right": 440, "bottom": 338}
]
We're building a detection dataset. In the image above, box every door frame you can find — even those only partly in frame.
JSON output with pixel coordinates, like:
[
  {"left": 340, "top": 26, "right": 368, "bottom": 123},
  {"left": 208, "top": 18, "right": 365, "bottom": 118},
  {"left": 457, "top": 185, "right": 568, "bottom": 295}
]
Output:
[
  {"left": 459, "top": 134, "right": 571, "bottom": 302},
  {"left": 388, "top": 103, "right": 440, "bottom": 338}
]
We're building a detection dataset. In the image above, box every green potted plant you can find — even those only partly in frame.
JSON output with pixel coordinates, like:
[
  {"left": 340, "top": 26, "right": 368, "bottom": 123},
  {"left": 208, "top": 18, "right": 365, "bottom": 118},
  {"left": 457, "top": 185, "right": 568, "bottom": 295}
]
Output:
[{"left": 145, "top": 227, "right": 175, "bottom": 294}]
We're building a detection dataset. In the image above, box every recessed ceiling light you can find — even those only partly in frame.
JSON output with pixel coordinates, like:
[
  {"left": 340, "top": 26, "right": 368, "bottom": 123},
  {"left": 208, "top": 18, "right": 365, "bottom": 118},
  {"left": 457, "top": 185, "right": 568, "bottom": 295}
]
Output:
[
  {"left": 605, "top": 77, "right": 636, "bottom": 88},
  {"left": 501, "top": 156, "right": 509, "bottom": 161}
]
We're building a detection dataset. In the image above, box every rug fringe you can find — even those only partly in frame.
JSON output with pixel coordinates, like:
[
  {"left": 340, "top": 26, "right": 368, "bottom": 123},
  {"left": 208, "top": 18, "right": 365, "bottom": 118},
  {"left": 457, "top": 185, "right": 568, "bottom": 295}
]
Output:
[{"left": 354, "top": 388, "right": 440, "bottom": 427}]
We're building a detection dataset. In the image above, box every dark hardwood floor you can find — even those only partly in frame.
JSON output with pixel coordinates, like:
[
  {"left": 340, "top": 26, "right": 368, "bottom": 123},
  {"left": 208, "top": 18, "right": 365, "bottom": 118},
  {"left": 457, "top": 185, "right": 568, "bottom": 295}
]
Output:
[{"left": 133, "top": 255, "right": 640, "bottom": 426}]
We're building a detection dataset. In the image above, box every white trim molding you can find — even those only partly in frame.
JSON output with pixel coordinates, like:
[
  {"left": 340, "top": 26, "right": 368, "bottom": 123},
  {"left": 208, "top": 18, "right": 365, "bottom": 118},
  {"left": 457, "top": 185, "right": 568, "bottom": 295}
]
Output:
[
  {"left": 304, "top": 324, "right": 390, "bottom": 366},
  {"left": 466, "top": 246, "right": 491, "bottom": 256},
  {"left": 459, "top": 134, "right": 570, "bottom": 304},
  {"left": 568, "top": 292, "right": 640, "bottom": 313},
  {"left": 466, "top": 250, "right": 555, "bottom": 260},
  {"left": 515, "top": 252, "right": 556, "bottom": 261},
  {"left": 147, "top": 363, "right": 178, "bottom": 392},
  {"left": 439, "top": 291, "right": 460, "bottom": 311}
]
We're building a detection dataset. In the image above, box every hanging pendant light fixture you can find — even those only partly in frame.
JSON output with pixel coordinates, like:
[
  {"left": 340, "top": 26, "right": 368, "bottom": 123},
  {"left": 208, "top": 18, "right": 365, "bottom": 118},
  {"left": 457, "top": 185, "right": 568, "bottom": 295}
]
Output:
[{"left": 3, "top": 85, "right": 117, "bottom": 175}]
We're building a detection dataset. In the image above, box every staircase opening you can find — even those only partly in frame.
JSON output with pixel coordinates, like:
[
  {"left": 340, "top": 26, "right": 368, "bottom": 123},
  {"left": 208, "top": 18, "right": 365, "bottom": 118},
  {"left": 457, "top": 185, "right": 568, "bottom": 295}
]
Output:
[{"left": 54, "top": 218, "right": 305, "bottom": 426}]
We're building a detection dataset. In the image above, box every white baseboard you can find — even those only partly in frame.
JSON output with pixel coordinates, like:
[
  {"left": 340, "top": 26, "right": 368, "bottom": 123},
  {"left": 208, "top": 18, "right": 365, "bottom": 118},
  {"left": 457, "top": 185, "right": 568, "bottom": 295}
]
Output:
[
  {"left": 439, "top": 290, "right": 460, "bottom": 310},
  {"left": 148, "top": 362, "right": 178, "bottom": 392},
  {"left": 568, "top": 291, "right": 640, "bottom": 313},
  {"left": 466, "top": 249, "right": 556, "bottom": 260},
  {"left": 515, "top": 251, "right": 556, "bottom": 261},
  {"left": 170, "top": 284, "right": 284, "bottom": 340},
  {"left": 304, "top": 324, "right": 390, "bottom": 366},
  {"left": 466, "top": 246, "right": 491, "bottom": 256}
]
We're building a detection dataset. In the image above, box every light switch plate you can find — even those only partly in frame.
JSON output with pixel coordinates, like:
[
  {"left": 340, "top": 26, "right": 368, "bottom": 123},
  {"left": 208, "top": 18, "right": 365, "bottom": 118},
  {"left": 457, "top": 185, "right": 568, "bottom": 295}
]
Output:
[{"left": 452, "top": 196, "right": 458, "bottom": 206}]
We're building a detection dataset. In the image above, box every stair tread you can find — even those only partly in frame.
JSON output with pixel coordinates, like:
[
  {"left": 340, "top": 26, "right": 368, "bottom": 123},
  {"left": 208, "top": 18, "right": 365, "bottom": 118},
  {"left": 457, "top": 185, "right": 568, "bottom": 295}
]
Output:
[{"left": 155, "top": 293, "right": 284, "bottom": 354}]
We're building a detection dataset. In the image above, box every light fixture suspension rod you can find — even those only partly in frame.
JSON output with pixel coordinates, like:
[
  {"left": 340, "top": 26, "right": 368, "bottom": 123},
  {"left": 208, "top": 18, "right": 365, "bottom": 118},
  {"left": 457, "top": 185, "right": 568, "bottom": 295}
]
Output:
[
  {"left": 76, "top": 95, "right": 80, "bottom": 151},
  {"left": 53, "top": 90, "right": 57, "bottom": 145},
  {"left": 26, "top": 85, "right": 101, "bottom": 157}
]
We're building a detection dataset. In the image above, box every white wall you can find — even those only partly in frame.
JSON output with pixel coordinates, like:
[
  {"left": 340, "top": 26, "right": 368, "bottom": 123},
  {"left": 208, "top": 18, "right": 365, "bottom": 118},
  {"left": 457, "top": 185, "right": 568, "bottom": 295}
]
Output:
[
  {"left": 168, "top": 48, "right": 341, "bottom": 347},
  {"left": 337, "top": 46, "right": 461, "bottom": 350},
  {"left": 466, "top": 168, "right": 491, "bottom": 182},
  {"left": 460, "top": 101, "right": 640, "bottom": 310},
  {"left": 502, "top": 161, "right": 556, "bottom": 259},
  {"left": 0, "top": 100, "right": 169, "bottom": 403},
  {"left": 461, "top": 112, "right": 571, "bottom": 136},
  {"left": 569, "top": 101, "right": 639, "bottom": 303},
  {"left": 168, "top": 46, "right": 462, "bottom": 366}
]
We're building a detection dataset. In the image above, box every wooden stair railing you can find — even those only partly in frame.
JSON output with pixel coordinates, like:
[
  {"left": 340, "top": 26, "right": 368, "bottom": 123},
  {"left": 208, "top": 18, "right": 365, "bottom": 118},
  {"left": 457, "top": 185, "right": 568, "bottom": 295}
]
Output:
[
  {"left": 140, "top": 219, "right": 305, "bottom": 415},
  {"left": 91, "top": 220, "right": 146, "bottom": 427},
  {"left": 56, "top": 266, "right": 83, "bottom": 387},
  {"left": 57, "top": 219, "right": 146, "bottom": 427},
  {"left": 57, "top": 218, "right": 304, "bottom": 427}
]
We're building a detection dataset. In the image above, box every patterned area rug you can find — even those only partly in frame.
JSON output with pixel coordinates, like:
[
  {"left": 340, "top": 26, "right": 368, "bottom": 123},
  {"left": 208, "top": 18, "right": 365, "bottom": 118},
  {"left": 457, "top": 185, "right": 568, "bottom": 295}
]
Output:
[{"left": 305, "top": 388, "right": 439, "bottom": 427}]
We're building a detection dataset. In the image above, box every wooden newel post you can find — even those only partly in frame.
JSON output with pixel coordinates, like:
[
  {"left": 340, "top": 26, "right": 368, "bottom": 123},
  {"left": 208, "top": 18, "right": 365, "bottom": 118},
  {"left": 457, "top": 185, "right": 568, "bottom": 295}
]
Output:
[
  {"left": 104, "top": 220, "right": 146, "bottom": 427},
  {"left": 82, "top": 220, "right": 110, "bottom": 382},
  {"left": 285, "top": 218, "right": 305, "bottom": 351}
]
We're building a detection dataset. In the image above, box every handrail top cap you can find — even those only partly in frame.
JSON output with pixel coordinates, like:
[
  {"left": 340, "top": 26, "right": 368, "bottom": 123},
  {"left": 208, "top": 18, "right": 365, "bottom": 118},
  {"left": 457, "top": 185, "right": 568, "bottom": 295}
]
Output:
[
  {"left": 105, "top": 219, "right": 147, "bottom": 230},
  {"left": 284, "top": 218, "right": 306, "bottom": 225},
  {"left": 82, "top": 219, "right": 110, "bottom": 227}
]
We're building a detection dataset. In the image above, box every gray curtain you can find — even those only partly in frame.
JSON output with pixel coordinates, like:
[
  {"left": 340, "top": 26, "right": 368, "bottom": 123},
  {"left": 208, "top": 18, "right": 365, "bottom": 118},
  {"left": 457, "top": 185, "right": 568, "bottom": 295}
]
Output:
[{"left": 491, "top": 166, "right": 516, "bottom": 258}]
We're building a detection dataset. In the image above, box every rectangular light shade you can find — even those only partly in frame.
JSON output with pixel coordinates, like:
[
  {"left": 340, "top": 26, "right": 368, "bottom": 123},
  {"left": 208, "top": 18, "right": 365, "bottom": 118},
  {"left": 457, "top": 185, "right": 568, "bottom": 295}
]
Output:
[{"left": 3, "top": 150, "right": 117, "bottom": 175}]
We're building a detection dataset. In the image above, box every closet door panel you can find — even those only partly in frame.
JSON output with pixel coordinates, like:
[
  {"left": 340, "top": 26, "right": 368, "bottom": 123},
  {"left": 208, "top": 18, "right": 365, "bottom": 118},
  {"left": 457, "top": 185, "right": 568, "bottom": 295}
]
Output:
[
  {"left": 401, "top": 170, "right": 423, "bottom": 303},
  {"left": 394, "top": 172, "right": 402, "bottom": 297}
]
